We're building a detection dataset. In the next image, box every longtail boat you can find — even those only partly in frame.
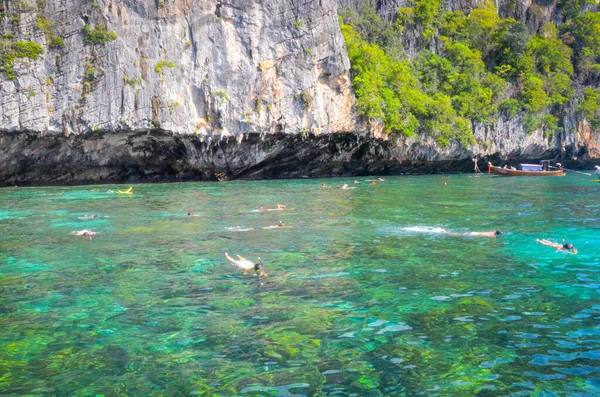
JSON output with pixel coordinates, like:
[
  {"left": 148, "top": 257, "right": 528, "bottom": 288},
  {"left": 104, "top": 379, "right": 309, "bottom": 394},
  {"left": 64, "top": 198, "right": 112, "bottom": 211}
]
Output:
[{"left": 489, "top": 161, "right": 564, "bottom": 176}]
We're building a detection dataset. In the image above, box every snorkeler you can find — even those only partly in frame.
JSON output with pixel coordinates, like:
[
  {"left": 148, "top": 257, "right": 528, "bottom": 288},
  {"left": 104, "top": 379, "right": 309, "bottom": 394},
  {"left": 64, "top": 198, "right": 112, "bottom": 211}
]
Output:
[
  {"left": 71, "top": 230, "right": 98, "bottom": 240},
  {"left": 262, "top": 221, "right": 292, "bottom": 230},
  {"left": 536, "top": 239, "right": 578, "bottom": 254},
  {"left": 224, "top": 253, "right": 268, "bottom": 278},
  {"left": 443, "top": 229, "right": 504, "bottom": 237},
  {"left": 80, "top": 214, "right": 99, "bottom": 219},
  {"left": 252, "top": 205, "right": 289, "bottom": 212}
]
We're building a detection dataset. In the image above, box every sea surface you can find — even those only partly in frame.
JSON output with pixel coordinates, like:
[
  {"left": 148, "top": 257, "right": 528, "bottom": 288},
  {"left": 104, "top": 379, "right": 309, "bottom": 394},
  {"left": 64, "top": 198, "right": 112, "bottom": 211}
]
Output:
[{"left": 1, "top": 174, "right": 599, "bottom": 396}]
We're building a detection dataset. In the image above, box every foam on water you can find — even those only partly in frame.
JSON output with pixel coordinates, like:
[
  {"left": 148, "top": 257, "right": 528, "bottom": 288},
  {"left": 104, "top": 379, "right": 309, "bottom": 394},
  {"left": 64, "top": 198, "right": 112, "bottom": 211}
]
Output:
[{"left": 386, "top": 225, "right": 447, "bottom": 235}]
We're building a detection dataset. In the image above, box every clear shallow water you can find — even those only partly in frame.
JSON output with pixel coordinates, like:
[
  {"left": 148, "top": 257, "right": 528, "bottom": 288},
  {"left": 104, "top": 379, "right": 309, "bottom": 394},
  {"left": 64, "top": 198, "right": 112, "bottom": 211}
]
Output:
[{"left": 1, "top": 174, "right": 599, "bottom": 396}]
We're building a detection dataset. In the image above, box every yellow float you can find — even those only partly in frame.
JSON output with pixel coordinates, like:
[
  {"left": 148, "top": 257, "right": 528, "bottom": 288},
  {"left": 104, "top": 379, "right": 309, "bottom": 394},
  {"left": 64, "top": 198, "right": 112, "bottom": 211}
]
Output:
[{"left": 117, "top": 187, "right": 133, "bottom": 194}]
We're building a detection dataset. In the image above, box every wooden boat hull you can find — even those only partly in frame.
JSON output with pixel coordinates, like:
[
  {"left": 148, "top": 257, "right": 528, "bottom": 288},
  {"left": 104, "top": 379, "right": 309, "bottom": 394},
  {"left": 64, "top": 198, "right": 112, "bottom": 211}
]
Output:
[{"left": 490, "top": 166, "right": 564, "bottom": 176}]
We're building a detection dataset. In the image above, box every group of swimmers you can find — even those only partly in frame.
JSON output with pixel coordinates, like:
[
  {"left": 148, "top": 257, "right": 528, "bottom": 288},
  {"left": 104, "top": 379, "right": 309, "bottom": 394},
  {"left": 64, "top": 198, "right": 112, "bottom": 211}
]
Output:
[
  {"left": 321, "top": 178, "right": 386, "bottom": 190},
  {"left": 437, "top": 229, "right": 577, "bottom": 253},
  {"left": 71, "top": 180, "right": 578, "bottom": 272},
  {"left": 223, "top": 205, "right": 293, "bottom": 278}
]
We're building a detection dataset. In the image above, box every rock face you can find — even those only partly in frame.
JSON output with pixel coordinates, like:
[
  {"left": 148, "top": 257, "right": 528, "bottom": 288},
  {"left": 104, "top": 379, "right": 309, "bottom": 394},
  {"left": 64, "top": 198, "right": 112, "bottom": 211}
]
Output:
[
  {"left": 0, "top": 0, "right": 356, "bottom": 136},
  {"left": 0, "top": 127, "right": 593, "bottom": 187},
  {"left": 0, "top": 0, "right": 599, "bottom": 186},
  {"left": 0, "top": 129, "right": 519, "bottom": 187}
]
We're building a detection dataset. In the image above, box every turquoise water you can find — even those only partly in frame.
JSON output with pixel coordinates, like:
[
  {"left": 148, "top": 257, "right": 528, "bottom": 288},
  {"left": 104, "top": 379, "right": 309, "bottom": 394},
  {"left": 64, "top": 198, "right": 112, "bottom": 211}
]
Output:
[{"left": 1, "top": 175, "right": 600, "bottom": 396}]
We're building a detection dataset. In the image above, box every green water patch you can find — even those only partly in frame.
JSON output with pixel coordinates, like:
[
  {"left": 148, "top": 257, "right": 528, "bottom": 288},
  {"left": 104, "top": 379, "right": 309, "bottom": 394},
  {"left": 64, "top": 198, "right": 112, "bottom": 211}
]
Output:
[
  {"left": 0, "top": 256, "right": 52, "bottom": 274},
  {"left": 0, "top": 175, "right": 599, "bottom": 395}
]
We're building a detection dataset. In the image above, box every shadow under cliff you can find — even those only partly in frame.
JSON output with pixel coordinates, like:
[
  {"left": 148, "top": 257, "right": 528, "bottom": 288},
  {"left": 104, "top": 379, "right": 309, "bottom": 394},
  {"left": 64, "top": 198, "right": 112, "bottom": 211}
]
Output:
[{"left": 0, "top": 130, "right": 595, "bottom": 187}]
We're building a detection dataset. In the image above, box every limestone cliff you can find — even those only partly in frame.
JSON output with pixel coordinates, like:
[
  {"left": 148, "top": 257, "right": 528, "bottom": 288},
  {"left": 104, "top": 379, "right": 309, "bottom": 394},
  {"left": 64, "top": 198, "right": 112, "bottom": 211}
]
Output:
[
  {"left": 0, "top": 0, "right": 356, "bottom": 136},
  {"left": 0, "top": 0, "right": 599, "bottom": 186}
]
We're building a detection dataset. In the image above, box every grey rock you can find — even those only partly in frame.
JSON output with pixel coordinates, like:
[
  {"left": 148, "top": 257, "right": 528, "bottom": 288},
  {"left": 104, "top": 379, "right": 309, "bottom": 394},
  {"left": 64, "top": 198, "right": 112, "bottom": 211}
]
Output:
[{"left": 1, "top": 0, "right": 357, "bottom": 136}]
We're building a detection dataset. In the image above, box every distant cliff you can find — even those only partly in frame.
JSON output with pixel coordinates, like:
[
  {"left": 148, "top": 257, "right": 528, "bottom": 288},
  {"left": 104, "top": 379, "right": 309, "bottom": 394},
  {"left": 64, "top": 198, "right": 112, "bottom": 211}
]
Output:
[{"left": 0, "top": 0, "right": 598, "bottom": 186}]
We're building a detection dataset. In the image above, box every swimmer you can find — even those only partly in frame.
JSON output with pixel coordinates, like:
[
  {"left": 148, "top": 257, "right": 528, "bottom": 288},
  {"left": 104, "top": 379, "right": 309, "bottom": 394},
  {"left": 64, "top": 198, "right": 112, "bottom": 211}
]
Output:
[
  {"left": 262, "top": 221, "right": 292, "bottom": 230},
  {"left": 224, "top": 253, "right": 268, "bottom": 278},
  {"left": 79, "top": 214, "right": 100, "bottom": 219},
  {"left": 71, "top": 229, "right": 98, "bottom": 240},
  {"left": 444, "top": 182, "right": 447, "bottom": 186},
  {"left": 536, "top": 239, "right": 578, "bottom": 254},
  {"left": 187, "top": 210, "right": 201, "bottom": 217},
  {"left": 252, "top": 205, "right": 289, "bottom": 213},
  {"left": 354, "top": 180, "right": 359, "bottom": 184},
  {"left": 443, "top": 229, "right": 504, "bottom": 238},
  {"left": 371, "top": 181, "right": 377, "bottom": 186},
  {"left": 321, "top": 183, "right": 326, "bottom": 188}
]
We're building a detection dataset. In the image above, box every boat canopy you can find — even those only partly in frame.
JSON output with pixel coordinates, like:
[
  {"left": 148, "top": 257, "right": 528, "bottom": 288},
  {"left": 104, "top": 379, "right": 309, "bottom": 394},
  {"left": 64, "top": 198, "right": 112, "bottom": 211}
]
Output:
[{"left": 520, "top": 164, "right": 543, "bottom": 171}]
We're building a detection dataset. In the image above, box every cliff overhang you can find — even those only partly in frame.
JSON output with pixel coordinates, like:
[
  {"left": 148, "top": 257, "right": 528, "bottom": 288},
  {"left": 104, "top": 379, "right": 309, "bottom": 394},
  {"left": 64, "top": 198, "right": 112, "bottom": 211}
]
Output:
[{"left": 1, "top": 129, "right": 595, "bottom": 187}]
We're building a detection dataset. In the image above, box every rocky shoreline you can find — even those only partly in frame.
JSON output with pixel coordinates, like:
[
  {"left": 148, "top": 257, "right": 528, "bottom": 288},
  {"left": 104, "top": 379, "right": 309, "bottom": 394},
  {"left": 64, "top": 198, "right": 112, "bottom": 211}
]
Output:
[{"left": 0, "top": 130, "right": 597, "bottom": 187}]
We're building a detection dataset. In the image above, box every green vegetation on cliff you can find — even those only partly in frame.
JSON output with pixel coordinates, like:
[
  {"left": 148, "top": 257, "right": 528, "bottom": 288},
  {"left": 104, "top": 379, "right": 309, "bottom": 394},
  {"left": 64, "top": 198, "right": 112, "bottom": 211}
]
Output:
[
  {"left": 340, "top": 2, "right": 600, "bottom": 145},
  {"left": 0, "top": 40, "right": 44, "bottom": 80},
  {"left": 83, "top": 24, "right": 117, "bottom": 45}
]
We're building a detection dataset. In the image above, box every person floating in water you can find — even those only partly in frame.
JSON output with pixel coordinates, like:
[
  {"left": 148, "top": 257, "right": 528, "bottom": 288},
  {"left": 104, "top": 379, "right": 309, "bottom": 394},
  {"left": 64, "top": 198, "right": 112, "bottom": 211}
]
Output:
[
  {"left": 443, "top": 229, "right": 504, "bottom": 237},
  {"left": 71, "top": 230, "right": 98, "bottom": 240},
  {"left": 187, "top": 210, "right": 201, "bottom": 217},
  {"left": 79, "top": 214, "right": 99, "bottom": 219},
  {"left": 252, "top": 204, "right": 289, "bottom": 212},
  {"left": 224, "top": 253, "right": 268, "bottom": 278},
  {"left": 262, "top": 221, "right": 292, "bottom": 229},
  {"left": 536, "top": 239, "right": 578, "bottom": 254}
]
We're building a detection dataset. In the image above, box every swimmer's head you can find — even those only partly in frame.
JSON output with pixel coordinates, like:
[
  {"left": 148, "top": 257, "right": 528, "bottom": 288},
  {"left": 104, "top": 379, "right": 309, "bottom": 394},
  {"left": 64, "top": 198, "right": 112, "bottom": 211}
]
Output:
[
  {"left": 563, "top": 243, "right": 574, "bottom": 250},
  {"left": 495, "top": 230, "right": 504, "bottom": 235},
  {"left": 255, "top": 258, "right": 268, "bottom": 278},
  {"left": 278, "top": 221, "right": 284, "bottom": 227},
  {"left": 187, "top": 210, "right": 192, "bottom": 216}
]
